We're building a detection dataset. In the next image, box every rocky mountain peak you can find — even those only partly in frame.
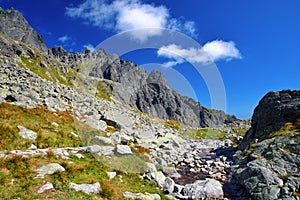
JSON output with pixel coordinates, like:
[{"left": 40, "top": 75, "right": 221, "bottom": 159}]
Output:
[
  {"left": 0, "top": 7, "right": 48, "bottom": 53},
  {"left": 147, "top": 69, "right": 168, "bottom": 85}
]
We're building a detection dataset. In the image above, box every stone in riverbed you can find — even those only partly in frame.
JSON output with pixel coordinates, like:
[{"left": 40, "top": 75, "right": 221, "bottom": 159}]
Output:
[{"left": 183, "top": 178, "right": 223, "bottom": 199}]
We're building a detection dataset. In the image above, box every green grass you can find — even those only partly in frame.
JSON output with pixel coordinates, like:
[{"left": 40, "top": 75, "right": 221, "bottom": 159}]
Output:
[
  {"left": 0, "top": 151, "right": 167, "bottom": 199},
  {"left": 0, "top": 103, "right": 84, "bottom": 150},
  {"left": 96, "top": 82, "right": 111, "bottom": 101},
  {"left": 164, "top": 120, "right": 229, "bottom": 140},
  {"left": 270, "top": 121, "right": 300, "bottom": 138},
  {"left": 18, "top": 55, "right": 76, "bottom": 87},
  {"left": 0, "top": 102, "right": 167, "bottom": 199}
]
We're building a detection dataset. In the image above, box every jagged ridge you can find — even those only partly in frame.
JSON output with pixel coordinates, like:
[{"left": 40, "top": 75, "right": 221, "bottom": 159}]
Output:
[{"left": 0, "top": 7, "right": 236, "bottom": 128}]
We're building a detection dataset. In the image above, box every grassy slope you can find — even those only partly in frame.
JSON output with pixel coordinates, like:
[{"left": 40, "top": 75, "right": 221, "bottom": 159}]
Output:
[{"left": 0, "top": 103, "right": 167, "bottom": 199}]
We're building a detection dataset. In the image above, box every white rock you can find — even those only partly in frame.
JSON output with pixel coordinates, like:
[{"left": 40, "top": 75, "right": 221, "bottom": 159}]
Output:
[
  {"left": 106, "top": 172, "right": 117, "bottom": 180},
  {"left": 95, "top": 136, "right": 112, "bottom": 144},
  {"left": 74, "top": 153, "right": 85, "bottom": 159},
  {"left": 36, "top": 163, "right": 65, "bottom": 178},
  {"left": 28, "top": 144, "right": 37, "bottom": 150},
  {"left": 153, "top": 171, "right": 166, "bottom": 187},
  {"left": 70, "top": 132, "right": 79, "bottom": 138},
  {"left": 115, "top": 145, "right": 132, "bottom": 155},
  {"left": 17, "top": 125, "right": 37, "bottom": 140},
  {"left": 52, "top": 122, "right": 59, "bottom": 127},
  {"left": 68, "top": 182, "right": 101, "bottom": 194},
  {"left": 37, "top": 182, "right": 54, "bottom": 194}
]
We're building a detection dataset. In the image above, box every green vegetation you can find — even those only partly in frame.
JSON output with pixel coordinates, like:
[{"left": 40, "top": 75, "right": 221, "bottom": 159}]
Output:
[
  {"left": 164, "top": 119, "right": 229, "bottom": 140},
  {"left": 164, "top": 120, "right": 181, "bottom": 131},
  {"left": 96, "top": 82, "right": 112, "bottom": 101},
  {"left": 0, "top": 103, "right": 83, "bottom": 150},
  {"left": 18, "top": 55, "right": 77, "bottom": 87},
  {"left": 0, "top": 153, "right": 167, "bottom": 199},
  {"left": 270, "top": 121, "right": 300, "bottom": 138},
  {"left": 0, "top": 102, "right": 167, "bottom": 199}
]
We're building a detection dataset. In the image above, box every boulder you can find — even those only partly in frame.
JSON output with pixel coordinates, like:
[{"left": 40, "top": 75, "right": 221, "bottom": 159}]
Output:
[
  {"left": 37, "top": 182, "right": 54, "bottom": 194},
  {"left": 17, "top": 125, "right": 37, "bottom": 140},
  {"left": 95, "top": 136, "right": 112, "bottom": 144},
  {"left": 183, "top": 179, "right": 223, "bottom": 199},
  {"left": 163, "top": 177, "right": 175, "bottom": 194},
  {"left": 36, "top": 163, "right": 65, "bottom": 178},
  {"left": 239, "top": 90, "right": 300, "bottom": 150},
  {"left": 68, "top": 182, "right": 101, "bottom": 194},
  {"left": 115, "top": 145, "right": 132, "bottom": 155}
]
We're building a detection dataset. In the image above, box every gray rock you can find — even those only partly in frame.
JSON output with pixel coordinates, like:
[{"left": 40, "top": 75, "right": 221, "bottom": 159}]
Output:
[
  {"left": 163, "top": 177, "right": 175, "bottom": 194},
  {"left": 74, "top": 153, "right": 85, "bottom": 159},
  {"left": 239, "top": 90, "right": 300, "bottom": 150},
  {"left": 162, "top": 166, "right": 181, "bottom": 178},
  {"left": 183, "top": 179, "right": 223, "bottom": 199},
  {"left": 111, "top": 133, "right": 122, "bottom": 144},
  {"left": 36, "top": 163, "right": 65, "bottom": 178},
  {"left": 95, "top": 136, "right": 112, "bottom": 144},
  {"left": 37, "top": 182, "right": 54, "bottom": 194},
  {"left": 68, "top": 182, "right": 101, "bottom": 194},
  {"left": 86, "top": 145, "right": 102, "bottom": 154},
  {"left": 153, "top": 171, "right": 166, "bottom": 187},
  {"left": 17, "top": 125, "right": 37, "bottom": 140},
  {"left": 87, "top": 145, "right": 115, "bottom": 156},
  {"left": 85, "top": 118, "right": 107, "bottom": 131},
  {"left": 115, "top": 145, "right": 132, "bottom": 155},
  {"left": 123, "top": 191, "right": 161, "bottom": 200}
]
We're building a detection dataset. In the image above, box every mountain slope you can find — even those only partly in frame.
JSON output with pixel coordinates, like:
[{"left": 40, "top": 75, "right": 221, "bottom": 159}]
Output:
[{"left": 0, "top": 7, "right": 236, "bottom": 128}]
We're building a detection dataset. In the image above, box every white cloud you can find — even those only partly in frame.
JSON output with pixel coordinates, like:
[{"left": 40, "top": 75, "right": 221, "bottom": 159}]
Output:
[
  {"left": 157, "top": 41, "right": 242, "bottom": 67},
  {"left": 58, "top": 35, "right": 71, "bottom": 43},
  {"left": 65, "top": 0, "right": 197, "bottom": 41},
  {"left": 83, "top": 43, "right": 95, "bottom": 51},
  {"left": 202, "top": 40, "right": 242, "bottom": 61}
]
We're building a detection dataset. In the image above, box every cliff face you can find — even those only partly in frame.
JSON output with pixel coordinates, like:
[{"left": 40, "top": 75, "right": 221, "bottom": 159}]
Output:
[
  {"left": 0, "top": 7, "right": 236, "bottom": 128},
  {"left": 0, "top": 8, "right": 48, "bottom": 53},
  {"left": 239, "top": 90, "right": 300, "bottom": 150},
  {"left": 50, "top": 48, "right": 237, "bottom": 128}
]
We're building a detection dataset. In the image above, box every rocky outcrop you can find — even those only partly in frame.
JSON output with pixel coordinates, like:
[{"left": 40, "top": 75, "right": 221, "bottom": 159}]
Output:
[
  {"left": 239, "top": 90, "right": 300, "bottom": 150},
  {"left": 232, "top": 90, "right": 300, "bottom": 200},
  {"left": 0, "top": 7, "right": 48, "bottom": 53}
]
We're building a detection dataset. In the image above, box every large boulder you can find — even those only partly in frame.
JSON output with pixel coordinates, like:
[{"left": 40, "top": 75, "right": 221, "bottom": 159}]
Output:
[
  {"left": 232, "top": 90, "right": 300, "bottom": 200},
  {"left": 239, "top": 90, "right": 300, "bottom": 150}
]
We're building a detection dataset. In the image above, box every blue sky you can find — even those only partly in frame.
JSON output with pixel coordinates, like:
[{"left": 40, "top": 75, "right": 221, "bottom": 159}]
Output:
[{"left": 1, "top": 0, "right": 300, "bottom": 119}]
